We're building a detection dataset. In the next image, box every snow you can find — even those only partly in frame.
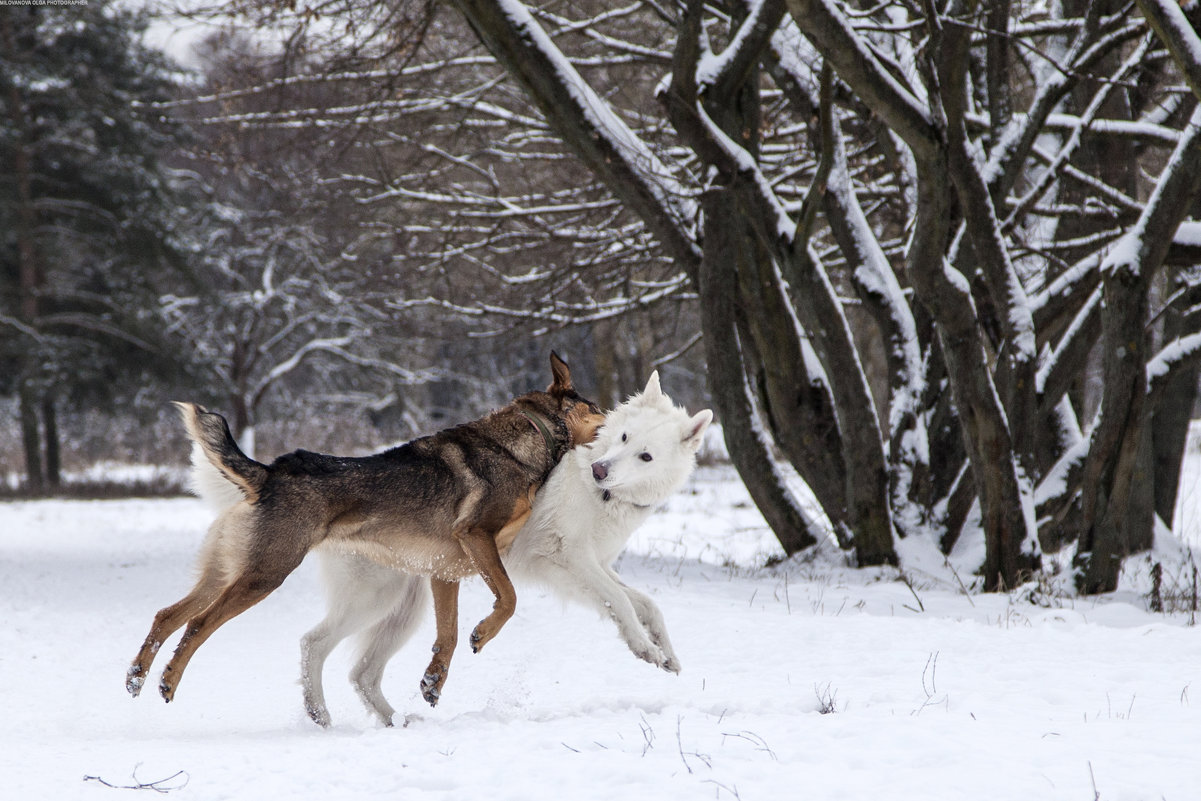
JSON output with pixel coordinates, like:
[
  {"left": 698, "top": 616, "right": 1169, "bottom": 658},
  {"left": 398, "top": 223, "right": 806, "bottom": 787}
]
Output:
[
  {"left": 1148, "top": 331, "right": 1201, "bottom": 384},
  {"left": 1174, "top": 220, "right": 1201, "bottom": 247},
  {"left": 694, "top": 0, "right": 767, "bottom": 91},
  {"left": 1102, "top": 104, "right": 1201, "bottom": 279},
  {"left": 4, "top": 463, "right": 1201, "bottom": 800}
]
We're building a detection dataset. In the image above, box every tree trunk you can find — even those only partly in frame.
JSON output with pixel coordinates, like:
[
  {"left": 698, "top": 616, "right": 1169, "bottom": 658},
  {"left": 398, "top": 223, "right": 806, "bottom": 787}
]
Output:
[
  {"left": 592, "top": 320, "right": 621, "bottom": 412},
  {"left": 42, "top": 394, "right": 60, "bottom": 490},
  {"left": 227, "top": 392, "right": 256, "bottom": 459},
  {"left": 6, "top": 15, "right": 46, "bottom": 494},
  {"left": 1153, "top": 355, "right": 1200, "bottom": 529},
  {"left": 449, "top": 0, "right": 699, "bottom": 276},
  {"left": 1153, "top": 270, "right": 1201, "bottom": 528},
  {"left": 19, "top": 381, "right": 44, "bottom": 495},
  {"left": 700, "top": 189, "right": 822, "bottom": 555},
  {"left": 906, "top": 161, "right": 1039, "bottom": 589},
  {"left": 1077, "top": 105, "right": 1201, "bottom": 592}
]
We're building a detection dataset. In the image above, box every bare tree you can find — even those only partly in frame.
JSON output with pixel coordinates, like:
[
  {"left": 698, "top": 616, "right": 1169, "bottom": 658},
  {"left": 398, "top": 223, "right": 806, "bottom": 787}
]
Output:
[
  {"left": 176, "top": 0, "right": 1201, "bottom": 592},
  {"left": 159, "top": 31, "right": 451, "bottom": 452},
  {"left": 155, "top": 0, "right": 708, "bottom": 408},
  {"left": 441, "top": 0, "right": 1201, "bottom": 591}
]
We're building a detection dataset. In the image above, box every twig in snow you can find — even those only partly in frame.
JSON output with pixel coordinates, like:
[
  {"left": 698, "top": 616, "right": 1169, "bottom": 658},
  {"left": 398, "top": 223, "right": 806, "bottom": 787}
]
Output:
[
  {"left": 913, "top": 651, "right": 947, "bottom": 715},
  {"left": 638, "top": 713, "right": 655, "bottom": 756},
  {"left": 814, "top": 682, "right": 839, "bottom": 714},
  {"left": 675, "top": 715, "right": 711, "bottom": 774},
  {"left": 676, "top": 714, "right": 693, "bottom": 774},
  {"left": 944, "top": 557, "right": 977, "bottom": 607},
  {"left": 702, "top": 779, "right": 742, "bottom": 799},
  {"left": 900, "top": 572, "right": 925, "bottom": 613},
  {"left": 82, "top": 766, "right": 189, "bottom": 794},
  {"left": 720, "top": 730, "right": 778, "bottom": 761},
  {"left": 922, "top": 651, "right": 938, "bottom": 698}
]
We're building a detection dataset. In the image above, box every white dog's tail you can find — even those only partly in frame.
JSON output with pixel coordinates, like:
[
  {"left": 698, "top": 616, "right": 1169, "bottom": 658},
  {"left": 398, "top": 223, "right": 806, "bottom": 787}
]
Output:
[
  {"left": 187, "top": 440, "right": 246, "bottom": 512},
  {"left": 175, "top": 402, "right": 266, "bottom": 512}
]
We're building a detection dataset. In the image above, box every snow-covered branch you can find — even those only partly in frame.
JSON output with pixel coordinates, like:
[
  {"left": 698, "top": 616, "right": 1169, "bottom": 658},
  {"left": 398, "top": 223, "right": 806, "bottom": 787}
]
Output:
[
  {"left": 783, "top": 0, "right": 937, "bottom": 157},
  {"left": 1136, "top": 0, "right": 1201, "bottom": 101},
  {"left": 450, "top": 0, "right": 701, "bottom": 272}
]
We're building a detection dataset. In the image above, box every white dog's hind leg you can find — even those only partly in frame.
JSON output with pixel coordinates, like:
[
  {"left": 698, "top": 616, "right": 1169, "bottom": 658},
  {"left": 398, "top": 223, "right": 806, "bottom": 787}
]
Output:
[
  {"left": 302, "top": 611, "right": 368, "bottom": 728},
  {"left": 349, "top": 573, "right": 429, "bottom": 727},
  {"left": 301, "top": 552, "right": 410, "bottom": 727},
  {"left": 607, "top": 569, "right": 680, "bottom": 673}
]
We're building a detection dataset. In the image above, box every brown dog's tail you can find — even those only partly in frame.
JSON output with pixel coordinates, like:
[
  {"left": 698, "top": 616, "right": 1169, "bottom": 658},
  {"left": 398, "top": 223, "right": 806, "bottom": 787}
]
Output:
[{"left": 174, "top": 402, "right": 269, "bottom": 505}]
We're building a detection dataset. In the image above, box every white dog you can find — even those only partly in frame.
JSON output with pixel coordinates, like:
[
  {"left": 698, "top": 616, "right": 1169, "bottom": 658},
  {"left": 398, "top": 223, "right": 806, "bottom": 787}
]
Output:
[{"left": 299, "top": 372, "right": 712, "bottom": 727}]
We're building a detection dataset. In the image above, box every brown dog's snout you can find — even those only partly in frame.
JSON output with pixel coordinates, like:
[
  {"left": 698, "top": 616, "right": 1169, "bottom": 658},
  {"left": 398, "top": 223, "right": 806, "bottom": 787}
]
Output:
[{"left": 591, "top": 461, "right": 609, "bottom": 482}]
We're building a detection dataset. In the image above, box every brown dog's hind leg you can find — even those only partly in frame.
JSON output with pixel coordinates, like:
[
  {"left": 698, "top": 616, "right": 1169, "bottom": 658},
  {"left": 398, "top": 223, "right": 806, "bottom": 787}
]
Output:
[
  {"left": 127, "top": 569, "right": 224, "bottom": 697},
  {"left": 158, "top": 550, "right": 305, "bottom": 702},
  {"left": 455, "top": 529, "right": 517, "bottom": 654},
  {"left": 421, "top": 578, "right": 459, "bottom": 707}
]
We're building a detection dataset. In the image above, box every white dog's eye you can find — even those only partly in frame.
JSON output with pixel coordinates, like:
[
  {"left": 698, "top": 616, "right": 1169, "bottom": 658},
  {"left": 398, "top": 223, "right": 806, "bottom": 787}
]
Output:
[
  {"left": 640, "top": 452, "right": 653, "bottom": 462},
  {"left": 621, "top": 433, "right": 627, "bottom": 442}
]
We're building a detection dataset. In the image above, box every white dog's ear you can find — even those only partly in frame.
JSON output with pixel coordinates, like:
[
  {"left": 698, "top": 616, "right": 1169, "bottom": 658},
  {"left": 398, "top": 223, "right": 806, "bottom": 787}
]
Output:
[
  {"left": 642, "top": 370, "right": 662, "bottom": 400},
  {"left": 682, "top": 409, "right": 713, "bottom": 450}
]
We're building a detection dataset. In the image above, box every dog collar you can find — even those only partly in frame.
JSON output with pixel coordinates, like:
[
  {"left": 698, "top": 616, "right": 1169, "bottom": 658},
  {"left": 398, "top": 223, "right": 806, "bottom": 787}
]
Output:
[
  {"left": 518, "top": 409, "right": 565, "bottom": 466},
  {"left": 600, "top": 488, "right": 653, "bottom": 509}
]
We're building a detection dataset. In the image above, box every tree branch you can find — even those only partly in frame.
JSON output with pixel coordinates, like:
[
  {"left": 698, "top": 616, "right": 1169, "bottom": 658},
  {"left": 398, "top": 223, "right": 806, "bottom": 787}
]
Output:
[
  {"left": 783, "top": 0, "right": 938, "bottom": 158},
  {"left": 451, "top": 0, "right": 701, "bottom": 278},
  {"left": 1136, "top": 0, "right": 1201, "bottom": 102}
]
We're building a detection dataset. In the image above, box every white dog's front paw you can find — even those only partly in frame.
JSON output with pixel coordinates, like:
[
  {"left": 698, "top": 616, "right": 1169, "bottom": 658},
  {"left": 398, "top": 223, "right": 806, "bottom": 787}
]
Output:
[{"left": 629, "top": 639, "right": 670, "bottom": 670}]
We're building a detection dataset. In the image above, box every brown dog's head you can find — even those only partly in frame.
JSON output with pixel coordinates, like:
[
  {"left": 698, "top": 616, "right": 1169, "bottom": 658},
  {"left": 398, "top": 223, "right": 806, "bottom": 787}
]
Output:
[{"left": 519, "top": 352, "right": 606, "bottom": 447}]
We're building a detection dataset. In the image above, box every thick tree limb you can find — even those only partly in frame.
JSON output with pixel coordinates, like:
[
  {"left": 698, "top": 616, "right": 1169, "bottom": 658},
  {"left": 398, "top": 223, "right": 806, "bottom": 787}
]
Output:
[
  {"left": 665, "top": 0, "right": 895, "bottom": 563},
  {"left": 699, "top": 188, "right": 825, "bottom": 555},
  {"left": 782, "top": 0, "right": 939, "bottom": 159},
  {"left": 1136, "top": 0, "right": 1201, "bottom": 102},
  {"left": 450, "top": 0, "right": 701, "bottom": 277},
  {"left": 1077, "top": 104, "right": 1201, "bottom": 592}
]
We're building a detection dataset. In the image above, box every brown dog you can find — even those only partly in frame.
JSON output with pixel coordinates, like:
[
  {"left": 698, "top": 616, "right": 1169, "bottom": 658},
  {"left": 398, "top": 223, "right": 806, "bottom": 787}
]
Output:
[{"left": 126, "top": 353, "right": 603, "bottom": 708}]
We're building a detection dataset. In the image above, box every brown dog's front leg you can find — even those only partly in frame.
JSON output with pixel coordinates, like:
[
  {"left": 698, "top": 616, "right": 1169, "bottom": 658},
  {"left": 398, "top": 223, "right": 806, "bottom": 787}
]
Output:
[
  {"left": 420, "top": 578, "right": 459, "bottom": 707},
  {"left": 455, "top": 530, "right": 517, "bottom": 654}
]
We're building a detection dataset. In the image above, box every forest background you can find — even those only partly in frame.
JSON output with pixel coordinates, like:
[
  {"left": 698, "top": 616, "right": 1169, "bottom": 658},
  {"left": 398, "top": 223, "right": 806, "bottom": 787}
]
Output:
[{"left": 6, "top": 0, "right": 1201, "bottom": 596}]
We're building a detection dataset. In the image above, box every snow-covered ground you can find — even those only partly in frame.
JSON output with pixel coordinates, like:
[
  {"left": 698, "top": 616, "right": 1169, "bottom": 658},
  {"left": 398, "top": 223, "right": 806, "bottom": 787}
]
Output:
[{"left": 3, "top": 462, "right": 1201, "bottom": 800}]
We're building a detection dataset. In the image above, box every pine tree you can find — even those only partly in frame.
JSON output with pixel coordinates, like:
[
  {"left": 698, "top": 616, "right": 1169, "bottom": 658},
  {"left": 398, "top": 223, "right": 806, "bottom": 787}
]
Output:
[{"left": 0, "top": 3, "right": 190, "bottom": 492}]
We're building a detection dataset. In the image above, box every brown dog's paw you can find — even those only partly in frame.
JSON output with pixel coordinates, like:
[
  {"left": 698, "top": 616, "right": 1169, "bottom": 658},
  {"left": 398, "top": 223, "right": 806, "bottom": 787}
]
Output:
[
  {"left": 469, "top": 622, "right": 499, "bottom": 653},
  {"left": 158, "top": 665, "right": 178, "bottom": 703},
  {"left": 126, "top": 665, "right": 145, "bottom": 697},
  {"left": 420, "top": 667, "right": 444, "bottom": 707}
]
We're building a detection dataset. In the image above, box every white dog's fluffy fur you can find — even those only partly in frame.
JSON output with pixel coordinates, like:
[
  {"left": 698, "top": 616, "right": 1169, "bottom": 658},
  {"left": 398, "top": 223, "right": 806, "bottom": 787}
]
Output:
[{"left": 295, "top": 372, "right": 712, "bottom": 727}]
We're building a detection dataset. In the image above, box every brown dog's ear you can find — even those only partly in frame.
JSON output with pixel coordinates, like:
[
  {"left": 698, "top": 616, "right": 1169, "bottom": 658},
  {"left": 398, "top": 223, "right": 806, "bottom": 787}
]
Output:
[{"left": 548, "top": 351, "right": 573, "bottom": 394}]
